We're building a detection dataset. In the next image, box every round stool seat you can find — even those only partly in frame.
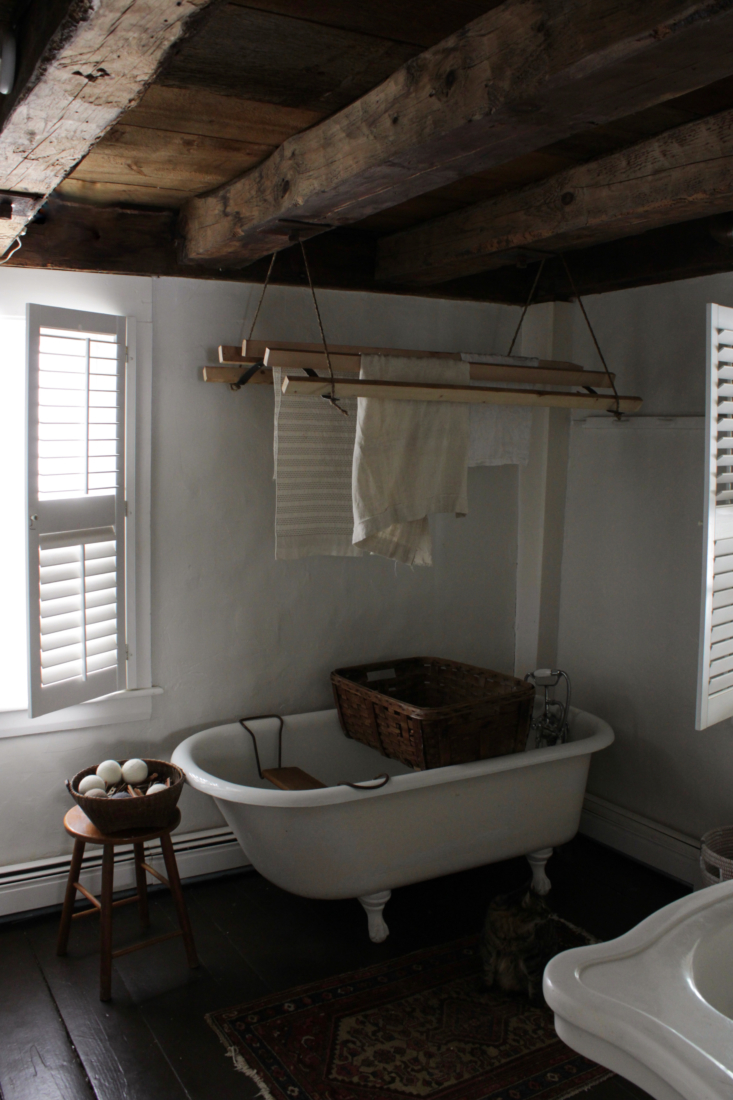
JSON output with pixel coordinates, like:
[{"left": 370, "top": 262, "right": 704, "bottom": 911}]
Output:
[{"left": 63, "top": 805, "right": 181, "bottom": 845}]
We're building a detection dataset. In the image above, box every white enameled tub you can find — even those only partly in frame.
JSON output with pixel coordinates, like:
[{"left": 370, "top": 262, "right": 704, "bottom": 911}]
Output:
[{"left": 172, "top": 705, "right": 613, "bottom": 941}]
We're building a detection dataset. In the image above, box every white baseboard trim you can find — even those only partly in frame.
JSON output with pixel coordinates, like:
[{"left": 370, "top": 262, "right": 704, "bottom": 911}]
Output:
[
  {"left": 0, "top": 826, "right": 250, "bottom": 918},
  {"left": 580, "top": 794, "right": 702, "bottom": 887},
  {"left": 0, "top": 797, "right": 701, "bottom": 918}
]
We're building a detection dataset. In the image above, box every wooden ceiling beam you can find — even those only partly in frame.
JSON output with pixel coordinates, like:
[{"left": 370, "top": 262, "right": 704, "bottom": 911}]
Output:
[
  {"left": 0, "top": 0, "right": 216, "bottom": 257},
  {"left": 181, "top": 0, "right": 733, "bottom": 268},
  {"left": 377, "top": 106, "right": 733, "bottom": 285},
  {"left": 11, "top": 197, "right": 733, "bottom": 306}
]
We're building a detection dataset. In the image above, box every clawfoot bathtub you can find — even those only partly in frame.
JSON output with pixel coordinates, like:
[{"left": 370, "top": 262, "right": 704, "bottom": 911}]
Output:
[{"left": 172, "top": 705, "right": 613, "bottom": 941}]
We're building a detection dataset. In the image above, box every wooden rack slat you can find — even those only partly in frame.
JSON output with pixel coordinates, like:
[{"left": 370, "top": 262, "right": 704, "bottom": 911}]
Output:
[
  {"left": 205, "top": 365, "right": 271, "bottom": 384},
  {"left": 205, "top": 363, "right": 618, "bottom": 389},
  {"left": 211, "top": 350, "right": 616, "bottom": 390},
  {"left": 281, "top": 375, "right": 642, "bottom": 412},
  {"left": 263, "top": 348, "right": 615, "bottom": 389},
  {"left": 221, "top": 343, "right": 594, "bottom": 375},
  {"left": 243, "top": 340, "right": 463, "bottom": 360}
]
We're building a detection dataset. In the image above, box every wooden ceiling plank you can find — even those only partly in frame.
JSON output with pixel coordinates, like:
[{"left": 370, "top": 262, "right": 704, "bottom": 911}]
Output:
[
  {"left": 67, "top": 124, "right": 275, "bottom": 194},
  {"left": 122, "top": 85, "right": 327, "bottom": 144},
  {"left": 180, "top": 0, "right": 733, "bottom": 268},
  {"left": 0, "top": 0, "right": 215, "bottom": 255},
  {"left": 225, "top": 0, "right": 501, "bottom": 49},
  {"left": 377, "top": 106, "right": 733, "bottom": 285},
  {"left": 54, "top": 179, "right": 194, "bottom": 208},
  {"left": 158, "top": 4, "right": 417, "bottom": 111}
]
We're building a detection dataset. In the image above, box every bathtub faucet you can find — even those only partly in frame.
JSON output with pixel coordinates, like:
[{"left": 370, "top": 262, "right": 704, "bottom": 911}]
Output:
[{"left": 525, "top": 669, "right": 571, "bottom": 748}]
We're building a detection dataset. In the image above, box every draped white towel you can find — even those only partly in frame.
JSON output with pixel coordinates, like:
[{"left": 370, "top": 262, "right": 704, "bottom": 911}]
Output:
[
  {"left": 273, "top": 367, "right": 364, "bottom": 559},
  {"left": 352, "top": 355, "right": 470, "bottom": 566},
  {"left": 463, "top": 353, "right": 532, "bottom": 467}
]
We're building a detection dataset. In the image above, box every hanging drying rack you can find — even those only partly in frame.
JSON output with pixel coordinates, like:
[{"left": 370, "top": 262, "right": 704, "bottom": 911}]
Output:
[
  {"left": 202, "top": 245, "right": 642, "bottom": 414},
  {"left": 204, "top": 343, "right": 641, "bottom": 413}
]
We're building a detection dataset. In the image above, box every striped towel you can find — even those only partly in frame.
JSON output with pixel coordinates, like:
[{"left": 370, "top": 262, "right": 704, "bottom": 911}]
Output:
[{"left": 273, "top": 367, "right": 364, "bottom": 559}]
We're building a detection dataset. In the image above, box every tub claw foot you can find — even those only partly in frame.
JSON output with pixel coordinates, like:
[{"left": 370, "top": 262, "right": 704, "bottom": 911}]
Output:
[
  {"left": 358, "top": 891, "right": 391, "bottom": 942},
  {"left": 527, "top": 848, "right": 553, "bottom": 895}
]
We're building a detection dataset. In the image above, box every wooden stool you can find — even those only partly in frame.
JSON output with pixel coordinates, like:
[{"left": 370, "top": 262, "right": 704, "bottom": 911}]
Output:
[{"left": 57, "top": 805, "right": 198, "bottom": 1001}]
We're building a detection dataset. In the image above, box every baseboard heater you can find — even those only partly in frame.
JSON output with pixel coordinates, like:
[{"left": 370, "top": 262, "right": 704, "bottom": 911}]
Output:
[{"left": 0, "top": 826, "right": 250, "bottom": 918}]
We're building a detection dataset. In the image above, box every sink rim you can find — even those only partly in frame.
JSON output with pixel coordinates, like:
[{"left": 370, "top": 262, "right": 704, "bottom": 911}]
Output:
[{"left": 543, "top": 880, "right": 733, "bottom": 1100}]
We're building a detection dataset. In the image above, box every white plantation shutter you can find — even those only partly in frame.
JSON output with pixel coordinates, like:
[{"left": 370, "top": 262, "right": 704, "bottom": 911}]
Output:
[
  {"left": 27, "top": 304, "right": 126, "bottom": 717},
  {"left": 697, "top": 303, "right": 733, "bottom": 728}
]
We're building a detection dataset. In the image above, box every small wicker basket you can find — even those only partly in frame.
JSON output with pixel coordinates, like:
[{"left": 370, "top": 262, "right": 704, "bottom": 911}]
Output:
[
  {"left": 332, "top": 656, "right": 534, "bottom": 770},
  {"left": 67, "top": 759, "right": 184, "bottom": 833},
  {"left": 700, "top": 826, "right": 733, "bottom": 887}
]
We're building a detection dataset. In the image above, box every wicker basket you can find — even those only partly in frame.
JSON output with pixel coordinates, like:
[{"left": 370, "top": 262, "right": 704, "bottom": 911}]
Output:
[
  {"left": 67, "top": 759, "right": 184, "bottom": 833},
  {"left": 332, "top": 657, "right": 534, "bottom": 770},
  {"left": 700, "top": 826, "right": 733, "bottom": 887}
]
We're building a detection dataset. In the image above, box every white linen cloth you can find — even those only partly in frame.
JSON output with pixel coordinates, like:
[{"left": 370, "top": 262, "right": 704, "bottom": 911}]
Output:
[
  {"left": 468, "top": 404, "right": 531, "bottom": 466},
  {"left": 351, "top": 355, "right": 470, "bottom": 566},
  {"left": 273, "top": 367, "right": 364, "bottom": 559},
  {"left": 463, "top": 354, "right": 532, "bottom": 467}
]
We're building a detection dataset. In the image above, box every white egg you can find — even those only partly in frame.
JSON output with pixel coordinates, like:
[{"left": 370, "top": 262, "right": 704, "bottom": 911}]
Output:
[
  {"left": 79, "top": 774, "right": 106, "bottom": 794},
  {"left": 96, "top": 759, "right": 122, "bottom": 785},
  {"left": 85, "top": 787, "right": 108, "bottom": 798},
  {"left": 146, "top": 783, "right": 168, "bottom": 796},
  {"left": 121, "top": 758, "right": 148, "bottom": 784}
]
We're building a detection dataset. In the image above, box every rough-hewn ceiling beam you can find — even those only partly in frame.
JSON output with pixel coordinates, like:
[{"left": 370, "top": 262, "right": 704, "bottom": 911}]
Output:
[
  {"left": 181, "top": 0, "right": 733, "bottom": 268},
  {"left": 376, "top": 107, "right": 733, "bottom": 285},
  {"left": 11, "top": 197, "right": 733, "bottom": 308},
  {"left": 0, "top": 0, "right": 215, "bottom": 257}
]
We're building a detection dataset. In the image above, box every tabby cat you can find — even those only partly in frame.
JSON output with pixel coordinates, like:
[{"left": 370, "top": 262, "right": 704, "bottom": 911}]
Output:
[{"left": 480, "top": 884, "right": 561, "bottom": 1003}]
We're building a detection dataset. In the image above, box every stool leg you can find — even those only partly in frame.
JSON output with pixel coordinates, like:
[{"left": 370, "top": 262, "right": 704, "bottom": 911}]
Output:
[
  {"left": 160, "top": 832, "right": 198, "bottom": 969},
  {"left": 134, "top": 843, "right": 150, "bottom": 928},
  {"left": 100, "top": 844, "right": 114, "bottom": 1001},
  {"left": 57, "top": 839, "right": 85, "bottom": 956}
]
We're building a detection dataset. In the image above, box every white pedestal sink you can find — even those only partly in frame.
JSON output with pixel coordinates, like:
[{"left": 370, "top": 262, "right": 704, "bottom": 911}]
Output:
[{"left": 543, "top": 880, "right": 733, "bottom": 1100}]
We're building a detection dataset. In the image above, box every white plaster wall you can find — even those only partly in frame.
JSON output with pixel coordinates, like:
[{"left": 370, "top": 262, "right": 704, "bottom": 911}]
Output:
[
  {"left": 0, "top": 271, "right": 521, "bottom": 868},
  {"left": 558, "top": 273, "right": 733, "bottom": 840}
]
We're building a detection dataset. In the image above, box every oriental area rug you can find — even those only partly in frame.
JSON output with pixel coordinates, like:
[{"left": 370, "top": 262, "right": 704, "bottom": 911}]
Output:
[{"left": 207, "top": 932, "right": 612, "bottom": 1100}]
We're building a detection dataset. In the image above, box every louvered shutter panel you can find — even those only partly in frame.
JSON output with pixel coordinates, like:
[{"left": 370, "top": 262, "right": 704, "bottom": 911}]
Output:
[
  {"left": 27, "top": 304, "right": 126, "bottom": 717},
  {"left": 697, "top": 303, "right": 733, "bottom": 728}
]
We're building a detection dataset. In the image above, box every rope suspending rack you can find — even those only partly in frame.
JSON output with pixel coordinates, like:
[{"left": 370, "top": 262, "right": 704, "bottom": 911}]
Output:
[{"left": 208, "top": 247, "right": 641, "bottom": 415}]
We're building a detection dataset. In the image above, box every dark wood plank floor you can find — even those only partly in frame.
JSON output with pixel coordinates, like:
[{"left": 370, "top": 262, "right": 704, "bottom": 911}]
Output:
[{"left": 0, "top": 835, "right": 688, "bottom": 1100}]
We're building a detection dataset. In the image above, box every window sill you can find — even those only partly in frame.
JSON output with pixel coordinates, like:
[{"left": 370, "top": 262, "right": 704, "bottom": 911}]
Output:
[{"left": 0, "top": 687, "right": 163, "bottom": 739}]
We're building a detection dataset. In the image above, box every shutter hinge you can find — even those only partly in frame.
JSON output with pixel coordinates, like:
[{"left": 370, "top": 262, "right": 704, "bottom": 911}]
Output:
[
  {"left": 125, "top": 645, "right": 130, "bottom": 661},
  {"left": 124, "top": 500, "right": 129, "bottom": 517}
]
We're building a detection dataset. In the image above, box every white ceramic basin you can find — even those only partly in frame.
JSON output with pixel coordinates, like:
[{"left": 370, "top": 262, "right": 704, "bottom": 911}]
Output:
[{"left": 543, "top": 880, "right": 733, "bottom": 1100}]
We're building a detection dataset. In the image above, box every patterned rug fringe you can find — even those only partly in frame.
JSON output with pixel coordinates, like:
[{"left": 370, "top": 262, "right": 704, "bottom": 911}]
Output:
[
  {"left": 206, "top": 1013, "right": 276, "bottom": 1100},
  {"left": 559, "top": 1073, "right": 614, "bottom": 1098}
]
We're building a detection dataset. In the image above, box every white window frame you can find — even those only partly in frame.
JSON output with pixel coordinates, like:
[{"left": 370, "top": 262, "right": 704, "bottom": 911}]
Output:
[{"left": 0, "top": 302, "right": 155, "bottom": 737}]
